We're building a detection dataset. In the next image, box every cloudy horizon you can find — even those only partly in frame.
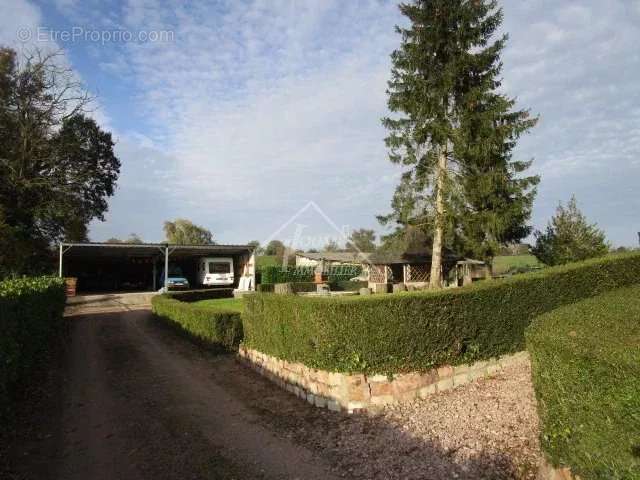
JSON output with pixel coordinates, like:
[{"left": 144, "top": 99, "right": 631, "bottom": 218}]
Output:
[{"left": 2, "top": 0, "right": 639, "bottom": 248}]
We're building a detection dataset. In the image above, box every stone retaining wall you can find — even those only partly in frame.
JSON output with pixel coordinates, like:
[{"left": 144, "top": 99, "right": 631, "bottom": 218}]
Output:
[{"left": 238, "top": 346, "right": 530, "bottom": 413}]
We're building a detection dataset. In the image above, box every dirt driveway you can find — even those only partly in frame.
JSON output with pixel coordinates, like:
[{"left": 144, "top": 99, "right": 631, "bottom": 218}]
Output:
[{"left": 4, "top": 307, "right": 540, "bottom": 480}]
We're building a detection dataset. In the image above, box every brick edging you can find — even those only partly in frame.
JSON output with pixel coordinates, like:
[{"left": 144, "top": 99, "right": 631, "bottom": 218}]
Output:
[{"left": 238, "top": 347, "right": 529, "bottom": 413}]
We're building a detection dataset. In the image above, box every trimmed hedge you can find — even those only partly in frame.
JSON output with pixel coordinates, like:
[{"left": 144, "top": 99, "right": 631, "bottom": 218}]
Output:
[
  {"left": 0, "top": 277, "right": 66, "bottom": 417},
  {"left": 329, "top": 280, "right": 368, "bottom": 291},
  {"left": 243, "top": 252, "right": 640, "bottom": 374},
  {"left": 327, "top": 265, "right": 363, "bottom": 282},
  {"left": 526, "top": 285, "right": 640, "bottom": 479},
  {"left": 260, "top": 266, "right": 314, "bottom": 284},
  {"left": 151, "top": 294, "right": 242, "bottom": 351}
]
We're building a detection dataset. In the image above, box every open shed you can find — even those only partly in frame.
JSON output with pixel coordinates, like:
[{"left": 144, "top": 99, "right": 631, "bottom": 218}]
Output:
[{"left": 58, "top": 242, "right": 256, "bottom": 293}]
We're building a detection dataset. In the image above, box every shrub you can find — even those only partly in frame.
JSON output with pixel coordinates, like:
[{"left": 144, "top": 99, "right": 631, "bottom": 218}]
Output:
[
  {"left": 329, "top": 280, "right": 368, "bottom": 291},
  {"left": 526, "top": 285, "right": 640, "bottom": 479},
  {"left": 326, "top": 265, "right": 363, "bottom": 282},
  {"left": 168, "top": 289, "right": 233, "bottom": 302},
  {"left": 151, "top": 294, "right": 242, "bottom": 351},
  {"left": 243, "top": 252, "right": 640, "bottom": 374},
  {"left": 0, "top": 276, "right": 66, "bottom": 417},
  {"left": 260, "top": 265, "right": 314, "bottom": 284},
  {"left": 257, "top": 283, "right": 274, "bottom": 293}
]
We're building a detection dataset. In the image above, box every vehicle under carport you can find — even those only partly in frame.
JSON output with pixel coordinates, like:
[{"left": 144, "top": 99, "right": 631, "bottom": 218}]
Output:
[{"left": 58, "top": 242, "right": 256, "bottom": 294}]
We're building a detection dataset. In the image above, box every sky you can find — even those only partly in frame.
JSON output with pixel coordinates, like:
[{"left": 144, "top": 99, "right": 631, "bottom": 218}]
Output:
[{"left": 1, "top": 0, "right": 639, "bottom": 249}]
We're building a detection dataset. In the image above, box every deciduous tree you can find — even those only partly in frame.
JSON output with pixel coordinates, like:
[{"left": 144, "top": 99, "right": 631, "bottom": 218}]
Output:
[
  {"left": 163, "top": 219, "right": 214, "bottom": 245},
  {"left": 0, "top": 48, "right": 120, "bottom": 275}
]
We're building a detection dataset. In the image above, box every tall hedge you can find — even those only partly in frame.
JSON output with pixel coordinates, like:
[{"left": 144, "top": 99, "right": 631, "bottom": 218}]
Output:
[
  {"left": 151, "top": 294, "right": 242, "bottom": 351},
  {"left": 260, "top": 266, "right": 314, "bottom": 284},
  {"left": 526, "top": 285, "right": 640, "bottom": 479},
  {"left": 0, "top": 277, "right": 66, "bottom": 417},
  {"left": 243, "top": 253, "right": 640, "bottom": 374}
]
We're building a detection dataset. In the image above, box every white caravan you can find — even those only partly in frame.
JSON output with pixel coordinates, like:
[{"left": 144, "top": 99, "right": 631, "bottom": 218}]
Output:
[{"left": 198, "top": 257, "right": 234, "bottom": 286}]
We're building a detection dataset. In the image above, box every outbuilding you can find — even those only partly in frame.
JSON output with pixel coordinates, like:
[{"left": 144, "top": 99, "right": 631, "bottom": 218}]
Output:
[{"left": 58, "top": 242, "right": 256, "bottom": 294}]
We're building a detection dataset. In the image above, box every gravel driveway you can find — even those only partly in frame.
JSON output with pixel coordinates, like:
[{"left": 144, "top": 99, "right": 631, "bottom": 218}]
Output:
[{"left": 3, "top": 307, "right": 540, "bottom": 480}]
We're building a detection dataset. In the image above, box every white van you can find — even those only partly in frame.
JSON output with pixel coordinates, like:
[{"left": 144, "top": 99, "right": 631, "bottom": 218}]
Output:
[{"left": 198, "top": 257, "right": 234, "bottom": 286}]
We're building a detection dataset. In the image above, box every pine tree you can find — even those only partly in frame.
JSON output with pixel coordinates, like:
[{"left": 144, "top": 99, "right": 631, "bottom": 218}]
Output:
[
  {"left": 532, "top": 196, "right": 609, "bottom": 266},
  {"left": 382, "top": 0, "right": 539, "bottom": 286}
]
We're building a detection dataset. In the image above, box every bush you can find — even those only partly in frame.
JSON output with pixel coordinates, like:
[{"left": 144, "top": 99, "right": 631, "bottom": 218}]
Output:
[
  {"left": 260, "top": 265, "right": 314, "bottom": 284},
  {"left": 151, "top": 294, "right": 242, "bottom": 351},
  {"left": 329, "top": 280, "right": 368, "bottom": 291},
  {"left": 243, "top": 252, "right": 640, "bottom": 374},
  {"left": 326, "top": 265, "right": 363, "bottom": 282},
  {"left": 0, "top": 277, "right": 66, "bottom": 417},
  {"left": 257, "top": 283, "right": 274, "bottom": 293},
  {"left": 526, "top": 285, "right": 640, "bottom": 479},
  {"left": 168, "top": 289, "right": 233, "bottom": 302}
]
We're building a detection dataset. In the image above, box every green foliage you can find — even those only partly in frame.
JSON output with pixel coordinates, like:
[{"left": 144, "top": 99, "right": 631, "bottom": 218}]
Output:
[
  {"left": 151, "top": 294, "right": 242, "bottom": 351},
  {"left": 193, "top": 297, "right": 244, "bottom": 312},
  {"left": 526, "top": 285, "right": 640, "bottom": 479},
  {"left": 243, "top": 253, "right": 640, "bottom": 374},
  {"left": 323, "top": 240, "right": 340, "bottom": 252},
  {"left": 263, "top": 240, "right": 285, "bottom": 256},
  {"left": 326, "top": 265, "right": 363, "bottom": 282},
  {"left": 256, "top": 283, "right": 274, "bottom": 293},
  {"left": 260, "top": 265, "right": 314, "bottom": 284},
  {"left": 0, "top": 48, "right": 120, "bottom": 275},
  {"left": 105, "top": 233, "right": 143, "bottom": 244},
  {"left": 163, "top": 218, "right": 214, "bottom": 245},
  {"left": 381, "top": 0, "right": 538, "bottom": 263},
  {"left": 329, "top": 280, "right": 368, "bottom": 292},
  {"left": 492, "top": 254, "right": 544, "bottom": 275},
  {"left": 346, "top": 229, "right": 377, "bottom": 253},
  {"left": 532, "top": 196, "right": 609, "bottom": 266},
  {"left": 0, "top": 276, "right": 66, "bottom": 417}
]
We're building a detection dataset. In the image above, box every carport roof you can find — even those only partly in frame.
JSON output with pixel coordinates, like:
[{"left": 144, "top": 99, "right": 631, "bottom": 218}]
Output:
[{"left": 60, "top": 242, "right": 254, "bottom": 259}]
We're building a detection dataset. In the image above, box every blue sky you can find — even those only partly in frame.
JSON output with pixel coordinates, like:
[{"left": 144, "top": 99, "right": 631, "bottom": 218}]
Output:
[{"left": 2, "top": 0, "right": 639, "bottom": 248}]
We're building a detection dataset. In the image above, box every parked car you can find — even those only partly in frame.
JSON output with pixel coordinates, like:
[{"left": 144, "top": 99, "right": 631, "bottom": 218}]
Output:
[
  {"left": 158, "top": 265, "right": 190, "bottom": 290},
  {"left": 197, "top": 257, "right": 234, "bottom": 286}
]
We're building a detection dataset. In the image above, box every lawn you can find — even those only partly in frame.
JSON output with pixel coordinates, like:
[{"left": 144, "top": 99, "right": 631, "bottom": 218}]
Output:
[
  {"left": 194, "top": 297, "right": 244, "bottom": 312},
  {"left": 526, "top": 284, "right": 640, "bottom": 479},
  {"left": 256, "top": 255, "right": 280, "bottom": 268},
  {"left": 492, "top": 254, "right": 544, "bottom": 275}
]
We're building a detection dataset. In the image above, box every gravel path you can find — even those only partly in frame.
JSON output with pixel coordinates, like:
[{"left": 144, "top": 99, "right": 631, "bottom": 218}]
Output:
[{"left": 4, "top": 307, "right": 541, "bottom": 480}]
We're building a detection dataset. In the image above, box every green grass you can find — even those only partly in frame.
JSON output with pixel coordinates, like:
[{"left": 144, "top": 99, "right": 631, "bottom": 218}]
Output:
[
  {"left": 493, "top": 254, "right": 544, "bottom": 275},
  {"left": 193, "top": 297, "right": 244, "bottom": 312},
  {"left": 256, "top": 255, "right": 280, "bottom": 268},
  {"left": 526, "top": 285, "right": 640, "bottom": 479}
]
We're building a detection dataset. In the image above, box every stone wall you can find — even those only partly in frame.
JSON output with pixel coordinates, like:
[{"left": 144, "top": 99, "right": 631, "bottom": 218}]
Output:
[{"left": 238, "top": 346, "right": 530, "bottom": 413}]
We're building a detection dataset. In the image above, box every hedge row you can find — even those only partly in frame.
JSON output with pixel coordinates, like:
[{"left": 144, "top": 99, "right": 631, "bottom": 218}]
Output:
[
  {"left": 151, "top": 294, "right": 242, "bottom": 351},
  {"left": 260, "top": 266, "right": 314, "bottom": 284},
  {"left": 243, "top": 252, "right": 640, "bottom": 374},
  {"left": 526, "top": 285, "right": 640, "bottom": 479},
  {"left": 259, "top": 265, "right": 363, "bottom": 284},
  {"left": 0, "top": 277, "right": 66, "bottom": 417}
]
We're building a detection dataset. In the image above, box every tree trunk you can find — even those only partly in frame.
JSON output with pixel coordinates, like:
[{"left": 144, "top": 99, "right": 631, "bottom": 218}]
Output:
[{"left": 429, "top": 147, "right": 447, "bottom": 289}]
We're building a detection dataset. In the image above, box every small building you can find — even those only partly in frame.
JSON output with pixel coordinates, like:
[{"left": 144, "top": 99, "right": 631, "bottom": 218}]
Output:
[{"left": 58, "top": 242, "right": 256, "bottom": 294}]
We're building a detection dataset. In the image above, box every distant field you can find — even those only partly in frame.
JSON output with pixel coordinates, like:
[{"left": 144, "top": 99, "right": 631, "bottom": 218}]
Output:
[
  {"left": 492, "top": 254, "right": 544, "bottom": 275},
  {"left": 256, "top": 255, "right": 279, "bottom": 268},
  {"left": 194, "top": 297, "right": 244, "bottom": 312}
]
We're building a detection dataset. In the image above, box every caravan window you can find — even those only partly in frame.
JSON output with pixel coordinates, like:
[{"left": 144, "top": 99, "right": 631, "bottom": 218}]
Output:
[{"left": 209, "top": 262, "right": 231, "bottom": 274}]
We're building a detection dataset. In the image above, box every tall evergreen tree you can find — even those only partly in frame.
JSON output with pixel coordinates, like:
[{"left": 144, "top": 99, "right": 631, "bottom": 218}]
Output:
[{"left": 382, "top": 0, "right": 539, "bottom": 287}]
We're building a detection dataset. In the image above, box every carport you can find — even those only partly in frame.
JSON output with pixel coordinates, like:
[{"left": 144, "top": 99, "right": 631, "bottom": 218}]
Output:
[{"left": 58, "top": 242, "right": 256, "bottom": 293}]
